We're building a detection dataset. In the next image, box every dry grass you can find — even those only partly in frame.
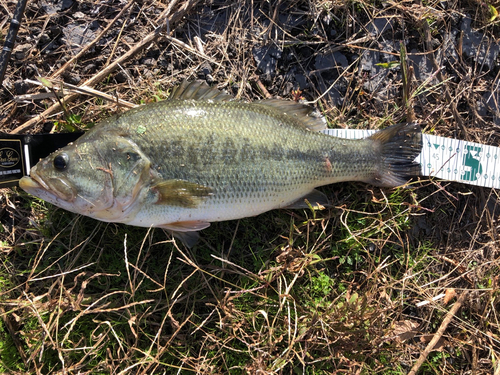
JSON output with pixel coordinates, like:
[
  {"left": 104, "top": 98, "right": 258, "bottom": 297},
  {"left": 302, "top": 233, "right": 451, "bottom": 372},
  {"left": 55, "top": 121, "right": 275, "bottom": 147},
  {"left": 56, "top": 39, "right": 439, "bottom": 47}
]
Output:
[{"left": 0, "top": 0, "right": 499, "bottom": 374}]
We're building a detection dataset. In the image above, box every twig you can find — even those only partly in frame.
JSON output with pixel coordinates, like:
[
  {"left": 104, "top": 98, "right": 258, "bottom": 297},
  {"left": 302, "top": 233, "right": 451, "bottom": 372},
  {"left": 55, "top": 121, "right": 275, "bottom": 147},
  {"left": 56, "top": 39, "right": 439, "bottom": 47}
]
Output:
[
  {"left": 105, "top": 4, "right": 133, "bottom": 67},
  {"left": 50, "top": 0, "right": 136, "bottom": 79},
  {"left": 154, "top": 0, "right": 179, "bottom": 23},
  {"left": 19, "top": 78, "right": 137, "bottom": 108},
  {"left": 11, "top": 0, "right": 201, "bottom": 134},
  {"left": 164, "top": 34, "right": 216, "bottom": 63},
  {"left": 400, "top": 42, "right": 415, "bottom": 122},
  {"left": 408, "top": 291, "right": 468, "bottom": 375},
  {"left": 415, "top": 293, "right": 446, "bottom": 307},
  {"left": 255, "top": 78, "right": 272, "bottom": 98},
  {"left": 161, "top": 0, "right": 201, "bottom": 26},
  {"left": 0, "top": 0, "right": 28, "bottom": 86}
]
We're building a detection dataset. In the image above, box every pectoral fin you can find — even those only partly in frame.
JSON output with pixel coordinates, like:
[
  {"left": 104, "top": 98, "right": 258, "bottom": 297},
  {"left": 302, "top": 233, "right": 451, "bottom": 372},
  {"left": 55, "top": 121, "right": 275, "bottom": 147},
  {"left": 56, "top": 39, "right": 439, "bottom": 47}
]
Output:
[
  {"left": 152, "top": 179, "right": 213, "bottom": 208},
  {"left": 283, "top": 189, "right": 330, "bottom": 209},
  {"left": 158, "top": 220, "right": 211, "bottom": 232}
]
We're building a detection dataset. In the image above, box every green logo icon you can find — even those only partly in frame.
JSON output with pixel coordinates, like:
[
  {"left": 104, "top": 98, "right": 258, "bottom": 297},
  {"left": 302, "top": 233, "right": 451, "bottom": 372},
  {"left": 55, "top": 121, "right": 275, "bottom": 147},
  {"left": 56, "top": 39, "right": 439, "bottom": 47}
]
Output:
[{"left": 462, "top": 145, "right": 483, "bottom": 181}]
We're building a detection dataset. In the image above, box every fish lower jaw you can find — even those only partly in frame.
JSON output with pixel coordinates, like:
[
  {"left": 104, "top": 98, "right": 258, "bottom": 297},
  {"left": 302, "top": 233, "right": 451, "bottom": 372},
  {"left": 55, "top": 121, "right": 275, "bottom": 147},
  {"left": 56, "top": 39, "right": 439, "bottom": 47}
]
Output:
[
  {"left": 19, "top": 176, "right": 62, "bottom": 203},
  {"left": 19, "top": 180, "right": 66, "bottom": 208}
]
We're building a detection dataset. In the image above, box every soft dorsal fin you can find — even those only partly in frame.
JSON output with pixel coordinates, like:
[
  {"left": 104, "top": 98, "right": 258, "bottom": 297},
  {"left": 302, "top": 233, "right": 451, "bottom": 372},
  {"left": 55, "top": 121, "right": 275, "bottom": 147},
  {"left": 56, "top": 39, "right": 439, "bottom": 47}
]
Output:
[
  {"left": 169, "top": 80, "right": 233, "bottom": 102},
  {"left": 253, "top": 99, "right": 327, "bottom": 132}
]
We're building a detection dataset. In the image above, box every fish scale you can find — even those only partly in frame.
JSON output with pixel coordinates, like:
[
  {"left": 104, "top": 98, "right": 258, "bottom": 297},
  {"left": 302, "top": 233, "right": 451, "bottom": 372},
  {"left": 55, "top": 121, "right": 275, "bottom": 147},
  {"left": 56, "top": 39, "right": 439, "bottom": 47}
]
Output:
[{"left": 20, "top": 81, "right": 422, "bottom": 247}]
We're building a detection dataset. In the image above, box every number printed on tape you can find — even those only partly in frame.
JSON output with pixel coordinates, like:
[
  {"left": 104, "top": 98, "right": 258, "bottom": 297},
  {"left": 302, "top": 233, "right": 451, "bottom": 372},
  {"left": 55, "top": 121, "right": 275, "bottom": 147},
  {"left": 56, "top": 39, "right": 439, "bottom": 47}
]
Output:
[{"left": 322, "top": 129, "right": 500, "bottom": 189}]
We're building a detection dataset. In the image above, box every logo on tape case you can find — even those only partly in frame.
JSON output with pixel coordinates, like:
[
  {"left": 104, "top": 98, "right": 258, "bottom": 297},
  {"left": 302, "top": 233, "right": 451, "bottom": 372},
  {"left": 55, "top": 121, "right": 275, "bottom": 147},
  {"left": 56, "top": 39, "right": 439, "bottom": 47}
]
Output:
[{"left": 0, "top": 138, "right": 24, "bottom": 186}]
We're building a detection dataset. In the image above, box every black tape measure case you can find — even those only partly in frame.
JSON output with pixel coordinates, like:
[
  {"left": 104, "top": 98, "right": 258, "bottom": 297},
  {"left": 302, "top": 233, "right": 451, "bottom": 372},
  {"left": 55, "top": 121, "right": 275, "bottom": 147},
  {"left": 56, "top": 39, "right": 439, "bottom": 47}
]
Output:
[{"left": 0, "top": 132, "right": 83, "bottom": 188}]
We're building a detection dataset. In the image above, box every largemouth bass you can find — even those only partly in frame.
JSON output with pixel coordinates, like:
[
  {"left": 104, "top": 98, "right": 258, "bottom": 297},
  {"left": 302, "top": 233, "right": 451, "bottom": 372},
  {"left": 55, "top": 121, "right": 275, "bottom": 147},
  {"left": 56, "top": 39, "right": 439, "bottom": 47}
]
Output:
[{"left": 20, "top": 81, "right": 422, "bottom": 246}]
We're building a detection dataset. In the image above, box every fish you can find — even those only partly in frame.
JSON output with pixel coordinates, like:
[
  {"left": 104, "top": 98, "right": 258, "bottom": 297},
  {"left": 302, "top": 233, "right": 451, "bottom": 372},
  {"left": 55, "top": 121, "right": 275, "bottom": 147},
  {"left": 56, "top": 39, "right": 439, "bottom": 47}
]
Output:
[{"left": 19, "top": 81, "right": 422, "bottom": 247}]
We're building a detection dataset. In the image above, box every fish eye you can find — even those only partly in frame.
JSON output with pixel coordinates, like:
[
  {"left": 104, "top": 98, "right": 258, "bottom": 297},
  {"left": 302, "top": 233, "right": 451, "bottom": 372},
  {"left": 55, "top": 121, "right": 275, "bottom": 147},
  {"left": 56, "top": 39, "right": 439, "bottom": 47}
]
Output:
[{"left": 53, "top": 153, "right": 69, "bottom": 171}]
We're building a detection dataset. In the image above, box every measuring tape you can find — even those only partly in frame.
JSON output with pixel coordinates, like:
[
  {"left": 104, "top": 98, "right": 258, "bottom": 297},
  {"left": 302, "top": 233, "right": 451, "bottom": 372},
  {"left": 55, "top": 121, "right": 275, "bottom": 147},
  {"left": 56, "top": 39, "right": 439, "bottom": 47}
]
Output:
[{"left": 323, "top": 129, "right": 500, "bottom": 189}]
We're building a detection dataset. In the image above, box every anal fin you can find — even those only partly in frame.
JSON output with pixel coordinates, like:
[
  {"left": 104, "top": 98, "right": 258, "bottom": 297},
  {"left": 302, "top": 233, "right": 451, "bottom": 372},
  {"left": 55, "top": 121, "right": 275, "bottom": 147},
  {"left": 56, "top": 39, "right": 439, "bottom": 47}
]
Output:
[
  {"left": 170, "top": 231, "right": 200, "bottom": 248},
  {"left": 283, "top": 189, "right": 330, "bottom": 209}
]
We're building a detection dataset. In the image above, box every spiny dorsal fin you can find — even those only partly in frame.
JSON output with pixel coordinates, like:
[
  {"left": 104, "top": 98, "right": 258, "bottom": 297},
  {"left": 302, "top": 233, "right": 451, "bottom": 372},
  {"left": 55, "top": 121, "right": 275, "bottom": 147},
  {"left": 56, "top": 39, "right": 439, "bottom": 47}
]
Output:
[
  {"left": 169, "top": 80, "right": 233, "bottom": 102},
  {"left": 254, "top": 99, "right": 327, "bottom": 132}
]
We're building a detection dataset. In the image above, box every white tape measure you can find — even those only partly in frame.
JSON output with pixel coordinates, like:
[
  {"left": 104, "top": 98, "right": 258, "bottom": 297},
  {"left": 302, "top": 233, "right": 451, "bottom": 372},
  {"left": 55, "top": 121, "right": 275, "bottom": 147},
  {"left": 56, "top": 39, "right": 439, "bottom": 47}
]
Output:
[{"left": 323, "top": 129, "right": 500, "bottom": 189}]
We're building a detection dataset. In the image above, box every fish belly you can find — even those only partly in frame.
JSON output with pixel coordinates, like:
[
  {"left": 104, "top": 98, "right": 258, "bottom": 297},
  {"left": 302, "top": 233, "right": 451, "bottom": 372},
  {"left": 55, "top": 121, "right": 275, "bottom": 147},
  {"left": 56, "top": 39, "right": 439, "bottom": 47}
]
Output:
[{"left": 126, "top": 182, "right": 317, "bottom": 227}]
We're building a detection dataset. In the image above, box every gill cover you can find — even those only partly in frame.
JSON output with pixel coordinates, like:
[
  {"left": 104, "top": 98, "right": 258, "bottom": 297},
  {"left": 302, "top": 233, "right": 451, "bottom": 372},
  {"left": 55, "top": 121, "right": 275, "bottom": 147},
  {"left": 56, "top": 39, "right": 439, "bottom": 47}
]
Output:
[{"left": 90, "top": 136, "right": 152, "bottom": 218}]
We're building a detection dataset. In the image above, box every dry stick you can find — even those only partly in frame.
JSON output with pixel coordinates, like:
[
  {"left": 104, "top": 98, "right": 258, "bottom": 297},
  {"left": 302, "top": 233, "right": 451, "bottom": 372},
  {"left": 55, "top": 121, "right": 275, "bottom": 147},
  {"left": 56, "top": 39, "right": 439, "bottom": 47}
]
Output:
[
  {"left": 154, "top": 0, "right": 179, "bottom": 23},
  {"left": 21, "top": 78, "right": 137, "bottom": 109},
  {"left": 163, "top": 0, "right": 202, "bottom": 33},
  {"left": 400, "top": 42, "right": 416, "bottom": 123},
  {"left": 255, "top": 78, "right": 272, "bottom": 98},
  {"left": 155, "top": 0, "right": 203, "bottom": 27},
  {"left": 163, "top": 34, "right": 222, "bottom": 67},
  {"left": 408, "top": 291, "right": 468, "bottom": 375},
  {"left": 105, "top": 5, "right": 132, "bottom": 66},
  {"left": 11, "top": 0, "right": 201, "bottom": 134},
  {"left": 50, "top": 0, "right": 136, "bottom": 79}
]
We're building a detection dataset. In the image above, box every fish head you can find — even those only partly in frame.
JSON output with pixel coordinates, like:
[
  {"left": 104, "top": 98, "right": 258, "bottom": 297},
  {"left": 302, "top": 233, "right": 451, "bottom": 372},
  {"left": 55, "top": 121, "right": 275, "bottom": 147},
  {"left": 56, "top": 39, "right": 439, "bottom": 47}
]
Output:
[{"left": 20, "top": 135, "right": 152, "bottom": 222}]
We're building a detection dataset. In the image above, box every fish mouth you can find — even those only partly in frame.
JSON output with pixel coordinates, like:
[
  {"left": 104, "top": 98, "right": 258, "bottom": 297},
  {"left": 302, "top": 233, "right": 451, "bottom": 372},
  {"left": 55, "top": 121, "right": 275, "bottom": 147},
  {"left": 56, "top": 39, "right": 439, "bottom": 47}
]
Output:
[{"left": 20, "top": 171, "right": 76, "bottom": 202}]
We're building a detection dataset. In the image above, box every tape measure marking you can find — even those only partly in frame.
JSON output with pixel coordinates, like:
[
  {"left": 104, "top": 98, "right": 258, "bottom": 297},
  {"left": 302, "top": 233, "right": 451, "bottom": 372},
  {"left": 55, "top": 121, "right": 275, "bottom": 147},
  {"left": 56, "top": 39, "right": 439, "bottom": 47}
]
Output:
[{"left": 322, "top": 129, "right": 500, "bottom": 189}]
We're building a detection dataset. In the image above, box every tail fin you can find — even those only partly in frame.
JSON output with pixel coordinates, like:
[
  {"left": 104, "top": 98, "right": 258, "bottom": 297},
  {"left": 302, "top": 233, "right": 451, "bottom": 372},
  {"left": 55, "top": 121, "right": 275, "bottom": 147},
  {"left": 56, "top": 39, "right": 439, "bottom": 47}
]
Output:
[{"left": 368, "top": 123, "right": 422, "bottom": 187}]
